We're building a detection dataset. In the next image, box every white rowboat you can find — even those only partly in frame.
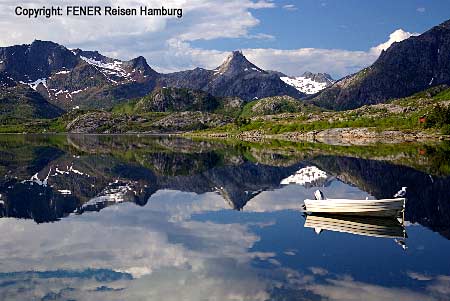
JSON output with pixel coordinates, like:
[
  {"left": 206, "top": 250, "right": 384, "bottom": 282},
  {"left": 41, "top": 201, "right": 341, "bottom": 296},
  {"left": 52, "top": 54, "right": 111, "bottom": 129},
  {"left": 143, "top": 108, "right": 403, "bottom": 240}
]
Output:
[{"left": 303, "top": 197, "right": 406, "bottom": 218}]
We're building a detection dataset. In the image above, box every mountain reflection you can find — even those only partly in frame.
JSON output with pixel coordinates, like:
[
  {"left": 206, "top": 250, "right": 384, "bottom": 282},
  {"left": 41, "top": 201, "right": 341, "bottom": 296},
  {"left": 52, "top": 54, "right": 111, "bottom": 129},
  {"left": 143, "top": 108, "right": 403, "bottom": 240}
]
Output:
[
  {"left": 0, "top": 134, "right": 304, "bottom": 222},
  {"left": 0, "top": 134, "right": 449, "bottom": 239}
]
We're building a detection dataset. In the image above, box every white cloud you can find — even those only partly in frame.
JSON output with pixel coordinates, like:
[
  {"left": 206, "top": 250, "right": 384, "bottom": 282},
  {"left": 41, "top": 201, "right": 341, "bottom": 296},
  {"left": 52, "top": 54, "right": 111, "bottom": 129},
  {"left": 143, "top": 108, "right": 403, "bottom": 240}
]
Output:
[
  {"left": 0, "top": 0, "right": 275, "bottom": 46},
  {"left": 244, "top": 47, "right": 376, "bottom": 78},
  {"left": 370, "top": 29, "right": 419, "bottom": 55},
  {"left": 407, "top": 271, "right": 433, "bottom": 281},
  {"left": 0, "top": 191, "right": 275, "bottom": 300},
  {"left": 0, "top": 190, "right": 279, "bottom": 277},
  {"left": 282, "top": 4, "right": 298, "bottom": 11}
]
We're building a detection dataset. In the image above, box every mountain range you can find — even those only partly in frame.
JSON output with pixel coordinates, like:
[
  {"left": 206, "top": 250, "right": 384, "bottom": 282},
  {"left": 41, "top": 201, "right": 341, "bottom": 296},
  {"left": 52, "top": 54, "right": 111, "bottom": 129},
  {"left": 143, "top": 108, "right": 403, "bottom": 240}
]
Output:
[
  {"left": 0, "top": 44, "right": 305, "bottom": 114},
  {"left": 0, "top": 18, "right": 449, "bottom": 123}
]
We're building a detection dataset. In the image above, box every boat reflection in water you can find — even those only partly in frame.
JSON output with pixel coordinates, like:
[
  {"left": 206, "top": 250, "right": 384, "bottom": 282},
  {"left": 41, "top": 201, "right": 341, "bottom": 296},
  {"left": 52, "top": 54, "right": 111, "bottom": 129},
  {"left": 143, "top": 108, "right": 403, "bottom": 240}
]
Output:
[{"left": 304, "top": 214, "right": 408, "bottom": 249}]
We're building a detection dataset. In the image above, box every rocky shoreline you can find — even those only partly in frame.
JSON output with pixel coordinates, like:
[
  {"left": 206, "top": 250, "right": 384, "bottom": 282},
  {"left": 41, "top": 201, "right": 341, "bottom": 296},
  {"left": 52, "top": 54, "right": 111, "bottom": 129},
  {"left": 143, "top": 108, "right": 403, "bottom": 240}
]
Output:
[{"left": 192, "top": 127, "right": 448, "bottom": 146}]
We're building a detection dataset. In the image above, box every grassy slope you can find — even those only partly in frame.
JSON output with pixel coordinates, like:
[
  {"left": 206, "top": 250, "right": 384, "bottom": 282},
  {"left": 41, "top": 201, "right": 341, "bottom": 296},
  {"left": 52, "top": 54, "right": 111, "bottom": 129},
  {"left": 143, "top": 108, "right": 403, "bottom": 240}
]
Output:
[
  {"left": 0, "top": 85, "right": 64, "bottom": 131},
  {"left": 0, "top": 85, "right": 64, "bottom": 121},
  {"left": 113, "top": 89, "right": 242, "bottom": 119},
  {"left": 199, "top": 85, "right": 450, "bottom": 135},
  {"left": 239, "top": 96, "right": 320, "bottom": 118}
]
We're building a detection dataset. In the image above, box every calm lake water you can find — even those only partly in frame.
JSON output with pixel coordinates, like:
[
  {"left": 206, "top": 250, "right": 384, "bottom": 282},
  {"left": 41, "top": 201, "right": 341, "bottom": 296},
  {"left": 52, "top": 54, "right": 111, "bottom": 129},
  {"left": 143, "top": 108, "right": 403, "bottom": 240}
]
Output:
[{"left": 0, "top": 134, "right": 449, "bottom": 301}]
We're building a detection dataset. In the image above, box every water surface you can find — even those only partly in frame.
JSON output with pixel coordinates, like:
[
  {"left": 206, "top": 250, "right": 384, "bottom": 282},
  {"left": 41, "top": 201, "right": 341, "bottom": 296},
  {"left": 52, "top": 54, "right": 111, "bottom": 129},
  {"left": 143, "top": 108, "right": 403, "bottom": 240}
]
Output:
[{"left": 0, "top": 134, "right": 449, "bottom": 301}]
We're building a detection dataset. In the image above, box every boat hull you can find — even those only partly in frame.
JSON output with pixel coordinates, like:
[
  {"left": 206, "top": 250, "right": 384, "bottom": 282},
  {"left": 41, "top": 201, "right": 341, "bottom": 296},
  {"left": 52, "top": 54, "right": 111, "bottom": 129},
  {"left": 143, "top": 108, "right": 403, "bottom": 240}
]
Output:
[{"left": 304, "top": 198, "right": 405, "bottom": 218}]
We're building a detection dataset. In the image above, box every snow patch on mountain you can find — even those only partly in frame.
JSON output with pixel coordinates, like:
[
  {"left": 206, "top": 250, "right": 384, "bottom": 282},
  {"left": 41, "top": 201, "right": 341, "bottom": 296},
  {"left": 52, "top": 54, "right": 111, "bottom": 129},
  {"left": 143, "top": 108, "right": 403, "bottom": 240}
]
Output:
[
  {"left": 80, "top": 56, "right": 128, "bottom": 79},
  {"left": 71, "top": 88, "right": 87, "bottom": 94},
  {"left": 281, "top": 76, "right": 328, "bottom": 94},
  {"left": 281, "top": 72, "right": 334, "bottom": 95},
  {"left": 20, "top": 78, "right": 47, "bottom": 90},
  {"left": 52, "top": 89, "right": 74, "bottom": 101}
]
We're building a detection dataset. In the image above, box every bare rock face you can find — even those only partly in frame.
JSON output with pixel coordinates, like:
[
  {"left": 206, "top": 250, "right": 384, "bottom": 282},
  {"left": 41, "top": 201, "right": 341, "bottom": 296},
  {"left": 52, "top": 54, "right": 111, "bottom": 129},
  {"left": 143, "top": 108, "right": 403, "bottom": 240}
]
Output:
[
  {"left": 313, "top": 19, "right": 450, "bottom": 110},
  {"left": 279, "top": 128, "right": 442, "bottom": 145},
  {"left": 66, "top": 110, "right": 231, "bottom": 133},
  {"left": 301, "top": 71, "right": 334, "bottom": 85}
]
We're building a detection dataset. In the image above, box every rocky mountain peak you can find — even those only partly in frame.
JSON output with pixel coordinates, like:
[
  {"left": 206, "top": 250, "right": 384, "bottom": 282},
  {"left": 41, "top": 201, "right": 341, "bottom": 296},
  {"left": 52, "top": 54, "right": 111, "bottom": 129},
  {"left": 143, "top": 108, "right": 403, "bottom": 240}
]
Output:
[
  {"left": 301, "top": 71, "right": 335, "bottom": 84},
  {"left": 28, "top": 40, "right": 74, "bottom": 60},
  {"left": 125, "top": 56, "right": 157, "bottom": 77},
  {"left": 215, "top": 50, "right": 264, "bottom": 75},
  {"left": 29, "top": 39, "right": 66, "bottom": 50},
  {"left": 71, "top": 48, "right": 82, "bottom": 56},
  {"left": 0, "top": 40, "right": 78, "bottom": 81},
  {"left": 129, "top": 56, "right": 149, "bottom": 69},
  {"left": 229, "top": 50, "right": 245, "bottom": 59},
  {"left": 439, "top": 19, "right": 450, "bottom": 29}
]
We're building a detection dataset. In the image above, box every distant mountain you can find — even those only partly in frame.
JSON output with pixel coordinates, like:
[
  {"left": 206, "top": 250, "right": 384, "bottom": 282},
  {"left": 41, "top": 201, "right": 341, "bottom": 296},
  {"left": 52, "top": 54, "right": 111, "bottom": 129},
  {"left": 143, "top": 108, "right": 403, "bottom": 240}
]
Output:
[
  {"left": 281, "top": 71, "right": 335, "bottom": 95},
  {"left": 312, "top": 19, "right": 450, "bottom": 110},
  {"left": 0, "top": 44, "right": 305, "bottom": 113},
  {"left": 0, "top": 40, "right": 158, "bottom": 111},
  {"left": 160, "top": 51, "right": 304, "bottom": 101}
]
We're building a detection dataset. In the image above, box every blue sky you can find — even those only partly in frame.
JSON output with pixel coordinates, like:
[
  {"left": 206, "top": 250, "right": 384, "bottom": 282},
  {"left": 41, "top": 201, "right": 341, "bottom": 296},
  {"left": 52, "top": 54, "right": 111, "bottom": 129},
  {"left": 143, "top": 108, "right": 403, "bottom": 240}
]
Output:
[
  {"left": 193, "top": 0, "right": 450, "bottom": 51},
  {"left": 0, "top": 0, "right": 449, "bottom": 78}
]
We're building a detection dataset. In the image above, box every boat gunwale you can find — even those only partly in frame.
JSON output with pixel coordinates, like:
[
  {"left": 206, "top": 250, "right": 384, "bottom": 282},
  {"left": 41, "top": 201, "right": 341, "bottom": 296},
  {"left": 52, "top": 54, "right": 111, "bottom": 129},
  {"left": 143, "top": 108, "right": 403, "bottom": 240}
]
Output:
[{"left": 304, "top": 198, "right": 406, "bottom": 204}]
